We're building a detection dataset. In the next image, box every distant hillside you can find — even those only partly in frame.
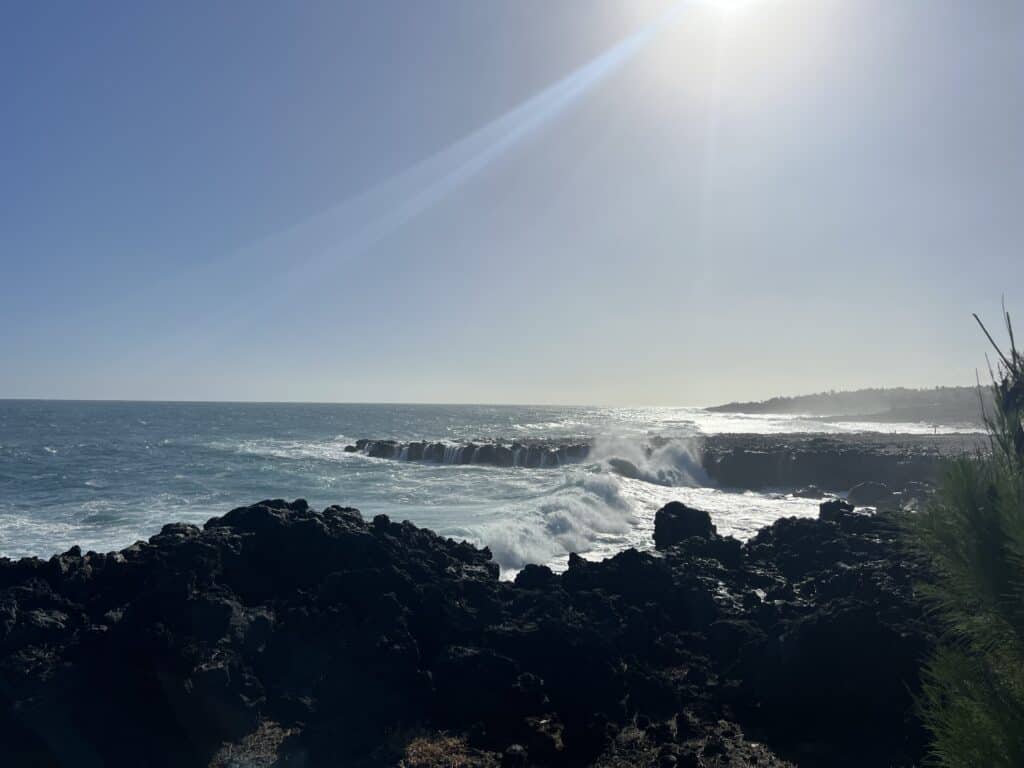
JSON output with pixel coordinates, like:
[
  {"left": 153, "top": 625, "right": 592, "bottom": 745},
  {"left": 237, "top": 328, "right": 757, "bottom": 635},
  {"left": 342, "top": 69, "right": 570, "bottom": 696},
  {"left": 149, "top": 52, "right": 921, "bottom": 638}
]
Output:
[{"left": 709, "top": 386, "right": 991, "bottom": 425}]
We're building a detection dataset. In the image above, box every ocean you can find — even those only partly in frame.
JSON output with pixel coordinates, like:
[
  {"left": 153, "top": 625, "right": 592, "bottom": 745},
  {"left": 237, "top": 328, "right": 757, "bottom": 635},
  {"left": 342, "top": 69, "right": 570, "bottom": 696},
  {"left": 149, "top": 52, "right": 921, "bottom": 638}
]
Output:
[{"left": 0, "top": 400, "right": 978, "bottom": 576}]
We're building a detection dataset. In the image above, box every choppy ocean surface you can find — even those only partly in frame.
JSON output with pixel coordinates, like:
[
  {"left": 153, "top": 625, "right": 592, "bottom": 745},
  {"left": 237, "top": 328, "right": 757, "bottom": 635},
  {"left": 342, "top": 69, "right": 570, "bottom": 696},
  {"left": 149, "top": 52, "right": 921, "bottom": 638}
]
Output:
[{"left": 0, "top": 401, "right": 979, "bottom": 576}]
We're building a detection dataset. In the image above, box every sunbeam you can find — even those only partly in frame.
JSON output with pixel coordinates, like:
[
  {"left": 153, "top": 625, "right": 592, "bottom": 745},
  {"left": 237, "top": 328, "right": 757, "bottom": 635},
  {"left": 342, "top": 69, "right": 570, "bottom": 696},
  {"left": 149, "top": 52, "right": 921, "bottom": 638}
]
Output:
[
  {"left": 142, "top": 2, "right": 698, "bottom": 356},
  {"left": 258, "top": 2, "right": 693, "bottom": 289}
]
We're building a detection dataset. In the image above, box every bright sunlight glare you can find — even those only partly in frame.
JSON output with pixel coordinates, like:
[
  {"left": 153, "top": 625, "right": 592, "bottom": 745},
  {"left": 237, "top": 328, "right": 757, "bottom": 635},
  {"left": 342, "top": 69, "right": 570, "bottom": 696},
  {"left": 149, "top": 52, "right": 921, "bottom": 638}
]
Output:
[{"left": 711, "top": 0, "right": 755, "bottom": 16}]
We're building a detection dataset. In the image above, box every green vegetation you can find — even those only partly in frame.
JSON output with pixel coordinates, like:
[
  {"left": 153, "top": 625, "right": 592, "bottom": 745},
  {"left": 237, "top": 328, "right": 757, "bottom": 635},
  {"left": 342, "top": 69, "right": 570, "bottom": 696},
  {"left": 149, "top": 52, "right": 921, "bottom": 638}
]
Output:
[{"left": 907, "top": 309, "right": 1024, "bottom": 767}]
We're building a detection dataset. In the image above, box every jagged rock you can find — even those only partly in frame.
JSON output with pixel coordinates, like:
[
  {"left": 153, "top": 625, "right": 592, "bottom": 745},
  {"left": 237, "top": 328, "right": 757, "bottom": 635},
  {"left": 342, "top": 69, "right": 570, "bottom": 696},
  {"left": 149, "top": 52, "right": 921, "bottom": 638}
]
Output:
[
  {"left": 847, "top": 481, "right": 893, "bottom": 507},
  {"left": 513, "top": 563, "right": 556, "bottom": 590},
  {"left": 818, "top": 498, "right": 854, "bottom": 522},
  {"left": 0, "top": 497, "right": 930, "bottom": 768},
  {"left": 654, "top": 502, "right": 715, "bottom": 548}
]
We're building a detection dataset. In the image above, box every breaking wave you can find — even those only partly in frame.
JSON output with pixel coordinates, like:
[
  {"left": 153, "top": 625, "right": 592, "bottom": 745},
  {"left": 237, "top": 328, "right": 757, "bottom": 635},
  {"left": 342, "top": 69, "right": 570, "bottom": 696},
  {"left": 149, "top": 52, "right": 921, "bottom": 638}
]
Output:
[
  {"left": 589, "top": 434, "right": 708, "bottom": 487},
  {"left": 466, "top": 471, "right": 639, "bottom": 572},
  {"left": 459, "top": 435, "right": 709, "bottom": 574}
]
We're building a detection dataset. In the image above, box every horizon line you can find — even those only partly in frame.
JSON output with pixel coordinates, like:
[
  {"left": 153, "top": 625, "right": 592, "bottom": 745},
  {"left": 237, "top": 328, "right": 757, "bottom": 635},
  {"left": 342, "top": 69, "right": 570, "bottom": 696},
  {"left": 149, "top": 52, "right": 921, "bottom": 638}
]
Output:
[{"left": 0, "top": 382, "right": 983, "bottom": 410}]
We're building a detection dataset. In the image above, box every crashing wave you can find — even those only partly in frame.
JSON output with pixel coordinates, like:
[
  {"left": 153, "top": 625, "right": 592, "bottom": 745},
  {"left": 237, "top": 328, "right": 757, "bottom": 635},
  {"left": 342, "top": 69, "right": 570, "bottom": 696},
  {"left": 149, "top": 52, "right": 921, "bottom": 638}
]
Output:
[
  {"left": 344, "top": 434, "right": 706, "bottom": 482},
  {"left": 589, "top": 434, "right": 708, "bottom": 487},
  {"left": 461, "top": 471, "right": 640, "bottom": 572}
]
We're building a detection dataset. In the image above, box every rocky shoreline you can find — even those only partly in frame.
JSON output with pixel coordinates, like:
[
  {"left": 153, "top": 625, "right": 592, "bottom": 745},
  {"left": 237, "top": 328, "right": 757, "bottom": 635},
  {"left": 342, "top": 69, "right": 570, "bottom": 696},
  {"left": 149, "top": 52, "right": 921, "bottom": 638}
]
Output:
[
  {"left": 701, "top": 432, "right": 982, "bottom": 494},
  {"left": 348, "top": 432, "right": 984, "bottom": 500},
  {"left": 1, "top": 496, "right": 932, "bottom": 767}
]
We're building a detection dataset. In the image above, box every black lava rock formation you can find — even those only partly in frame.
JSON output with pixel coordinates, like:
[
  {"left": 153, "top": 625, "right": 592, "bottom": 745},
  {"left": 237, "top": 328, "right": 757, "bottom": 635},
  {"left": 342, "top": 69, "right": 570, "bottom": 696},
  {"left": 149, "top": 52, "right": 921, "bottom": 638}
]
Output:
[
  {"left": 348, "top": 433, "right": 983, "bottom": 501},
  {"left": 0, "top": 498, "right": 932, "bottom": 767}
]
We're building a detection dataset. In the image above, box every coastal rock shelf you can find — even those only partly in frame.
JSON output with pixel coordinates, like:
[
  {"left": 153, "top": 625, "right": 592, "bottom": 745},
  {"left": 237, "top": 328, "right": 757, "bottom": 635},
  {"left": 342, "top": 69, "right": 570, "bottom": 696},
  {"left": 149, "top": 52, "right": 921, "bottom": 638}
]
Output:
[
  {"left": 347, "top": 433, "right": 984, "bottom": 495},
  {"left": 346, "top": 438, "right": 591, "bottom": 468},
  {"left": 701, "top": 432, "right": 983, "bottom": 493},
  {"left": 1, "top": 498, "right": 932, "bottom": 767}
]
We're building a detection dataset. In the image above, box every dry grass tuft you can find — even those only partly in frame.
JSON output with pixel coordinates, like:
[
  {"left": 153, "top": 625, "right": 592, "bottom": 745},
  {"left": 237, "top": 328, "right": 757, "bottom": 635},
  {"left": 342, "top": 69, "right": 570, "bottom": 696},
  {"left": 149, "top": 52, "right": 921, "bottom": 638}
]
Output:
[
  {"left": 207, "top": 720, "right": 297, "bottom": 768},
  {"left": 399, "top": 732, "right": 500, "bottom": 768}
]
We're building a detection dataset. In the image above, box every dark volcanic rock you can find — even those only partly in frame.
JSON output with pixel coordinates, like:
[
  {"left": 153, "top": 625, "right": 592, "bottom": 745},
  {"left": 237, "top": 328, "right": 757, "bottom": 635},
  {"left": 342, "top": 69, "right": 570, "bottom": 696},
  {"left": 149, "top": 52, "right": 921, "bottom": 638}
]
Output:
[
  {"left": 493, "top": 446, "right": 515, "bottom": 467},
  {"left": 702, "top": 432, "right": 982, "bottom": 493},
  {"left": 654, "top": 502, "right": 715, "bottom": 548},
  {"left": 349, "top": 434, "right": 979, "bottom": 512},
  {"left": 847, "top": 480, "right": 893, "bottom": 507},
  {"left": 0, "top": 497, "right": 931, "bottom": 768},
  {"left": 818, "top": 497, "right": 854, "bottom": 522},
  {"left": 513, "top": 563, "right": 556, "bottom": 590}
]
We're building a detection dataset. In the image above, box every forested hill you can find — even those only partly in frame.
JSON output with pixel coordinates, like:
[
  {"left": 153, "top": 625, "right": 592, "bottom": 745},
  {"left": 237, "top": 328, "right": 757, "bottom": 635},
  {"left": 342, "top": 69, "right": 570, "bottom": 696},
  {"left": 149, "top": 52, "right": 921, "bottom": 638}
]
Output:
[{"left": 709, "top": 386, "right": 991, "bottom": 425}]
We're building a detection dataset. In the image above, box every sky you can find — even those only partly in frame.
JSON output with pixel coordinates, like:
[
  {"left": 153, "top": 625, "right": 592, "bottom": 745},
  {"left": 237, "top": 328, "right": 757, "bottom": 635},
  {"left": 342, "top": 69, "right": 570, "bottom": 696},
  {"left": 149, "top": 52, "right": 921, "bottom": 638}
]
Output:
[{"left": 1, "top": 0, "right": 1022, "bottom": 406}]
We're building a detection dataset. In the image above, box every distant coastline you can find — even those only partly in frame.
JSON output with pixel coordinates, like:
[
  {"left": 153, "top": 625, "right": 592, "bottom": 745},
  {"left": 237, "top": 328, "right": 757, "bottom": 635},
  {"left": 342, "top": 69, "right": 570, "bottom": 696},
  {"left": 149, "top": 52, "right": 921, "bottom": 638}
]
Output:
[{"left": 709, "top": 385, "right": 989, "bottom": 426}]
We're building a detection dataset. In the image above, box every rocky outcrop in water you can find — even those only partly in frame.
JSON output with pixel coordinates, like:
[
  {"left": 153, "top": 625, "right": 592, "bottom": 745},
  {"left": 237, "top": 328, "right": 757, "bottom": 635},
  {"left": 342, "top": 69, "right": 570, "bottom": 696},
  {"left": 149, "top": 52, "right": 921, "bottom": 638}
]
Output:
[
  {"left": 347, "top": 439, "right": 590, "bottom": 468},
  {"left": 700, "top": 433, "right": 980, "bottom": 495},
  {"left": 0, "top": 497, "right": 931, "bottom": 767},
  {"left": 347, "top": 433, "right": 982, "bottom": 505},
  {"left": 653, "top": 501, "right": 716, "bottom": 546}
]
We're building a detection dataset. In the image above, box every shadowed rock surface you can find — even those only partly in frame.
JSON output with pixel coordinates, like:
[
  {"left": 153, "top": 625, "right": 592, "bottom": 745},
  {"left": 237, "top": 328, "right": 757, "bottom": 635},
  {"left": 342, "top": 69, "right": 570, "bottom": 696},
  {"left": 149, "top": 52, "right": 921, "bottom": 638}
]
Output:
[
  {"left": 0, "top": 498, "right": 931, "bottom": 767},
  {"left": 700, "top": 432, "right": 982, "bottom": 492},
  {"left": 653, "top": 502, "right": 716, "bottom": 547}
]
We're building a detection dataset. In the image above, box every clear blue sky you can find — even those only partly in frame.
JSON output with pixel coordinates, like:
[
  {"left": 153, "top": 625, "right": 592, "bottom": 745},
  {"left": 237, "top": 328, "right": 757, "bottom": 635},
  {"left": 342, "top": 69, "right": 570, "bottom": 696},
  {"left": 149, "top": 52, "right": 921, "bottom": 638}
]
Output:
[{"left": 2, "top": 0, "right": 1021, "bottom": 404}]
